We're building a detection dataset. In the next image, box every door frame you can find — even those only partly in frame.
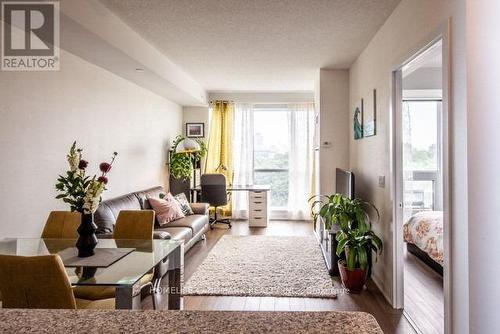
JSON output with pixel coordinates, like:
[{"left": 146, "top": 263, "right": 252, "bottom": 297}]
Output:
[{"left": 390, "top": 21, "right": 452, "bottom": 333}]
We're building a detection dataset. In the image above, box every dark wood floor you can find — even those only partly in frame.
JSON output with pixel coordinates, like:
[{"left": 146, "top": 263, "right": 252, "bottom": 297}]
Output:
[
  {"left": 404, "top": 248, "right": 444, "bottom": 334},
  {"left": 179, "top": 220, "right": 416, "bottom": 334}
]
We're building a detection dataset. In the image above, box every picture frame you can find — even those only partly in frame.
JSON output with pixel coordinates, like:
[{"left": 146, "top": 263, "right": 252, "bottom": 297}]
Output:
[
  {"left": 186, "top": 123, "right": 205, "bottom": 138},
  {"left": 353, "top": 99, "right": 364, "bottom": 140},
  {"left": 363, "top": 89, "right": 377, "bottom": 137}
]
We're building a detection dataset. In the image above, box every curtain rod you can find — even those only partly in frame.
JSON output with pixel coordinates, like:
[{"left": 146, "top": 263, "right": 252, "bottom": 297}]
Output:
[
  {"left": 209, "top": 101, "right": 314, "bottom": 105},
  {"left": 209, "top": 100, "right": 234, "bottom": 104}
]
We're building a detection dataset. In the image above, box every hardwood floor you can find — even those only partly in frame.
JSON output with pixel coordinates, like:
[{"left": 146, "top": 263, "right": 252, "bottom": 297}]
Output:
[
  {"left": 180, "top": 220, "right": 416, "bottom": 334},
  {"left": 404, "top": 248, "right": 444, "bottom": 334}
]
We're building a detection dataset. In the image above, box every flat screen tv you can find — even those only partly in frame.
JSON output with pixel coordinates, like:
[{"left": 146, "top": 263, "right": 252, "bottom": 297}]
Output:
[{"left": 336, "top": 168, "right": 355, "bottom": 199}]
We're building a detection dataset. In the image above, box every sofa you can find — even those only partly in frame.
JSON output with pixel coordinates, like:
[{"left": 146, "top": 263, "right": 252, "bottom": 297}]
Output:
[{"left": 94, "top": 186, "right": 209, "bottom": 253}]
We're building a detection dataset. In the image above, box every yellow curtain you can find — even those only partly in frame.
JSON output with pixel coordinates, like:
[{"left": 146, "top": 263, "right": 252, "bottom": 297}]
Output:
[{"left": 205, "top": 100, "right": 234, "bottom": 216}]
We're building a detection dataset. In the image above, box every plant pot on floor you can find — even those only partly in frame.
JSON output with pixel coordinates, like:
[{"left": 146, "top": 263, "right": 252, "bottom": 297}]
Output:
[{"left": 338, "top": 260, "right": 368, "bottom": 293}]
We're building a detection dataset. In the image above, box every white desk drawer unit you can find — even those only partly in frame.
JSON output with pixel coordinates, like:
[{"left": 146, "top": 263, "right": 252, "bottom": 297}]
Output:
[{"left": 249, "top": 190, "right": 269, "bottom": 227}]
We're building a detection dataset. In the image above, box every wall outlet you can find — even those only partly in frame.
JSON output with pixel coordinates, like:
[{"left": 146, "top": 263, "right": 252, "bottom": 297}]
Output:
[{"left": 378, "top": 176, "right": 385, "bottom": 188}]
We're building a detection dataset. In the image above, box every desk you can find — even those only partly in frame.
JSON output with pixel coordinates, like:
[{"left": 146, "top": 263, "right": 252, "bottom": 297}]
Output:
[
  {"left": 0, "top": 238, "right": 184, "bottom": 310},
  {"left": 191, "top": 184, "right": 270, "bottom": 227}
]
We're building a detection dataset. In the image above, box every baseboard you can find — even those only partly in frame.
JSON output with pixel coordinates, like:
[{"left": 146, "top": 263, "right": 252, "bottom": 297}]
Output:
[{"left": 371, "top": 274, "right": 393, "bottom": 307}]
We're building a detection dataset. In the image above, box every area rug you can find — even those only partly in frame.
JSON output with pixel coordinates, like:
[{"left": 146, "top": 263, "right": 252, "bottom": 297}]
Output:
[{"left": 183, "top": 235, "right": 337, "bottom": 298}]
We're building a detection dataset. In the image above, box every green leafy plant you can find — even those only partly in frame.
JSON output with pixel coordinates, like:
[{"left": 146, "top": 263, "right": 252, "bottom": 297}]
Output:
[
  {"left": 169, "top": 135, "right": 207, "bottom": 180},
  {"left": 309, "top": 193, "right": 383, "bottom": 271},
  {"left": 309, "top": 194, "right": 376, "bottom": 231},
  {"left": 55, "top": 141, "right": 117, "bottom": 213},
  {"left": 336, "top": 221, "right": 383, "bottom": 271}
]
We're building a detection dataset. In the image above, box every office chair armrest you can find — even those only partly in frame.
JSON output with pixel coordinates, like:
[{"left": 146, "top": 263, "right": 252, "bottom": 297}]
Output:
[{"left": 190, "top": 202, "right": 210, "bottom": 215}]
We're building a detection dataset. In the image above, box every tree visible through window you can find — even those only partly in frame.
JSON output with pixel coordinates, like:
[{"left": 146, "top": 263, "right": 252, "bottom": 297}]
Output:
[
  {"left": 402, "top": 100, "right": 442, "bottom": 217},
  {"left": 253, "top": 108, "right": 289, "bottom": 208}
]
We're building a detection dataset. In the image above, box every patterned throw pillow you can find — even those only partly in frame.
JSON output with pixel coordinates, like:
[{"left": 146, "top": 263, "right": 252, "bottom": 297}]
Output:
[
  {"left": 147, "top": 193, "right": 185, "bottom": 226},
  {"left": 174, "top": 193, "right": 194, "bottom": 216}
]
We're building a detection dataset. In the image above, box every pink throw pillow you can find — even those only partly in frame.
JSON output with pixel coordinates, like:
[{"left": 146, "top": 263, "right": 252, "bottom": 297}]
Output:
[{"left": 148, "top": 193, "right": 185, "bottom": 226}]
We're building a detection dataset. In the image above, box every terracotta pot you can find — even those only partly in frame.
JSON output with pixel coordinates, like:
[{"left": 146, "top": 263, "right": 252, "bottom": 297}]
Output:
[{"left": 338, "top": 260, "right": 367, "bottom": 293}]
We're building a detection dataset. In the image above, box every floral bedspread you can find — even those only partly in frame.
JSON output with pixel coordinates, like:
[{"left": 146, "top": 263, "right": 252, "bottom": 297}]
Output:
[{"left": 403, "top": 211, "right": 443, "bottom": 265}]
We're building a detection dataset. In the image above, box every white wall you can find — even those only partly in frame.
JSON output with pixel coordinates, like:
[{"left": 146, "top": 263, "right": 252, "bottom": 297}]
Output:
[
  {"left": 467, "top": 1, "right": 500, "bottom": 332},
  {"left": 403, "top": 67, "right": 442, "bottom": 90},
  {"left": 0, "top": 50, "right": 182, "bottom": 238},
  {"left": 183, "top": 106, "right": 210, "bottom": 171},
  {"left": 183, "top": 106, "right": 210, "bottom": 138},
  {"left": 348, "top": 0, "right": 467, "bottom": 333},
  {"left": 317, "top": 70, "right": 350, "bottom": 195}
]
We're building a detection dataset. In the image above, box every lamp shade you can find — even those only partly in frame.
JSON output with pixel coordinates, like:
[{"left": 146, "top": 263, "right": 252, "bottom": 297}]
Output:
[{"left": 175, "top": 138, "right": 200, "bottom": 153}]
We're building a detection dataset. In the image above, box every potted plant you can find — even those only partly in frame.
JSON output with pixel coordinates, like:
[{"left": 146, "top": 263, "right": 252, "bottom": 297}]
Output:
[
  {"left": 168, "top": 135, "right": 207, "bottom": 198},
  {"left": 55, "top": 142, "right": 117, "bottom": 257},
  {"left": 310, "top": 194, "right": 383, "bottom": 292},
  {"left": 169, "top": 135, "right": 207, "bottom": 180}
]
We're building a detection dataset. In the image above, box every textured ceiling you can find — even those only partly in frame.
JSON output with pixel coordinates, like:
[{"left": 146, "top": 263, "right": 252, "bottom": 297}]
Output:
[{"left": 100, "top": 0, "right": 401, "bottom": 91}]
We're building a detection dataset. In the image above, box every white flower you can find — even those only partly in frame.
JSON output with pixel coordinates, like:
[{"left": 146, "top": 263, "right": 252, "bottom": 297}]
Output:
[
  {"left": 67, "top": 154, "right": 80, "bottom": 172},
  {"left": 83, "top": 179, "right": 105, "bottom": 214}
]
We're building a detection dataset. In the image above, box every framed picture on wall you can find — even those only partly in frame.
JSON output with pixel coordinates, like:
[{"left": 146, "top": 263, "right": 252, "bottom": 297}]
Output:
[
  {"left": 354, "top": 99, "right": 364, "bottom": 140},
  {"left": 186, "top": 123, "right": 205, "bottom": 138},
  {"left": 363, "top": 89, "right": 377, "bottom": 137}
]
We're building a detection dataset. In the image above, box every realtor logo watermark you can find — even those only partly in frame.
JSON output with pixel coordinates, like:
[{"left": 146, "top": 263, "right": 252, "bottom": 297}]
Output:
[{"left": 1, "top": 1, "right": 59, "bottom": 71}]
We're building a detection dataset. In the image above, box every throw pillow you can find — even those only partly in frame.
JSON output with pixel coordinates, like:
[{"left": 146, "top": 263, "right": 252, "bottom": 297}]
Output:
[
  {"left": 174, "top": 193, "right": 194, "bottom": 216},
  {"left": 147, "top": 193, "right": 185, "bottom": 226}
]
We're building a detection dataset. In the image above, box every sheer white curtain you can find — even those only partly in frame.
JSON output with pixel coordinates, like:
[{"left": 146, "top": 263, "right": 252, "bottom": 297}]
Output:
[
  {"left": 231, "top": 103, "right": 254, "bottom": 219},
  {"left": 287, "top": 103, "right": 315, "bottom": 220}
]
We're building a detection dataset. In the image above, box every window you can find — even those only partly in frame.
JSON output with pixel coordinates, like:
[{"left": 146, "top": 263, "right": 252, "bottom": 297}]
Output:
[
  {"left": 402, "top": 100, "right": 442, "bottom": 220},
  {"left": 253, "top": 107, "right": 289, "bottom": 208}
]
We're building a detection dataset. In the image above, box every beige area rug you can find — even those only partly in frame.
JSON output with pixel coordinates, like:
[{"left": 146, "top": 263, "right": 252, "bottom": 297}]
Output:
[
  {"left": 183, "top": 235, "right": 338, "bottom": 298},
  {"left": 0, "top": 309, "right": 383, "bottom": 333}
]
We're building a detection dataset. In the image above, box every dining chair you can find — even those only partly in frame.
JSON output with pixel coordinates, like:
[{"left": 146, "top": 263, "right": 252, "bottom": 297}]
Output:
[
  {"left": 41, "top": 211, "right": 80, "bottom": 238},
  {"left": 73, "top": 210, "right": 157, "bottom": 309},
  {"left": 113, "top": 210, "right": 155, "bottom": 239},
  {"left": 0, "top": 254, "right": 114, "bottom": 309},
  {"left": 201, "top": 173, "right": 232, "bottom": 229}
]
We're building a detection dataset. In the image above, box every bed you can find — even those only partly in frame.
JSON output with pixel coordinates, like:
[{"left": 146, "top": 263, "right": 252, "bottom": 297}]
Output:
[{"left": 403, "top": 211, "right": 443, "bottom": 275}]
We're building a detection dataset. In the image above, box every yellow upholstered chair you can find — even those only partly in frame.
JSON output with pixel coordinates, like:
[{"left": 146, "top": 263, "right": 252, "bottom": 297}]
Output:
[
  {"left": 0, "top": 254, "right": 114, "bottom": 309},
  {"left": 74, "top": 210, "right": 156, "bottom": 308},
  {"left": 113, "top": 210, "right": 155, "bottom": 240},
  {"left": 41, "top": 211, "right": 80, "bottom": 239}
]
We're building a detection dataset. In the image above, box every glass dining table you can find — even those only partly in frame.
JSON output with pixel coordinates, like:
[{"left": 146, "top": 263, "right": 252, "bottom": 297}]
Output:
[{"left": 0, "top": 238, "right": 184, "bottom": 310}]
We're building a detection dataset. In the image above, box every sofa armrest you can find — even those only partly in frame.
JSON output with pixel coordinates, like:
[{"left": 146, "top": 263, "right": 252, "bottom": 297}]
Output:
[
  {"left": 96, "top": 233, "right": 114, "bottom": 239},
  {"left": 190, "top": 202, "right": 209, "bottom": 215},
  {"left": 153, "top": 231, "right": 172, "bottom": 240}
]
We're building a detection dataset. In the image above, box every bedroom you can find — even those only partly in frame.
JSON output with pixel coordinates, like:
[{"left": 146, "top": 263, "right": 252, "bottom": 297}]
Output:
[{"left": 398, "top": 39, "right": 445, "bottom": 333}]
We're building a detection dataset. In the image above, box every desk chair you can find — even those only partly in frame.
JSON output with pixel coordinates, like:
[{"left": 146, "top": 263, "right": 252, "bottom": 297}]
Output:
[
  {"left": 0, "top": 254, "right": 114, "bottom": 309},
  {"left": 201, "top": 174, "right": 231, "bottom": 229}
]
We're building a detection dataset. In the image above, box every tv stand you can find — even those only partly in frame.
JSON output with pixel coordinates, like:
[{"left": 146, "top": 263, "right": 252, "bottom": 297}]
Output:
[{"left": 314, "top": 220, "right": 340, "bottom": 276}]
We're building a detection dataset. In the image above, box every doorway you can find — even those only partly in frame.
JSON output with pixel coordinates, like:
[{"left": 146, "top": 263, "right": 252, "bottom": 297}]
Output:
[{"left": 392, "top": 35, "right": 450, "bottom": 334}]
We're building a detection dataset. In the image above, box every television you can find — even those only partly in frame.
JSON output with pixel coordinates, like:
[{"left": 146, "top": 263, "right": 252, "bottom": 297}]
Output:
[{"left": 336, "top": 168, "right": 355, "bottom": 199}]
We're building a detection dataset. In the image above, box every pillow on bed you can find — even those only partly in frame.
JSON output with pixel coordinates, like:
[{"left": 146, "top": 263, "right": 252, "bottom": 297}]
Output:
[{"left": 147, "top": 193, "right": 185, "bottom": 226}]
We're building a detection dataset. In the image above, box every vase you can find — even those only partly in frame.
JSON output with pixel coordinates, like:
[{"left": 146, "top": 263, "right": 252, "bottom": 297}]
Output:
[{"left": 76, "top": 213, "right": 98, "bottom": 257}]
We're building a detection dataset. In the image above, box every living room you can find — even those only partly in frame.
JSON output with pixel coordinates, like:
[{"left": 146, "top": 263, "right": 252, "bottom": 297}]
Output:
[{"left": 0, "top": 1, "right": 498, "bottom": 334}]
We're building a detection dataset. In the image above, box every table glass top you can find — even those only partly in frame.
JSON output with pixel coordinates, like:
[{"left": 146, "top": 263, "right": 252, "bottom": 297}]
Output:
[{"left": 0, "top": 238, "right": 182, "bottom": 287}]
